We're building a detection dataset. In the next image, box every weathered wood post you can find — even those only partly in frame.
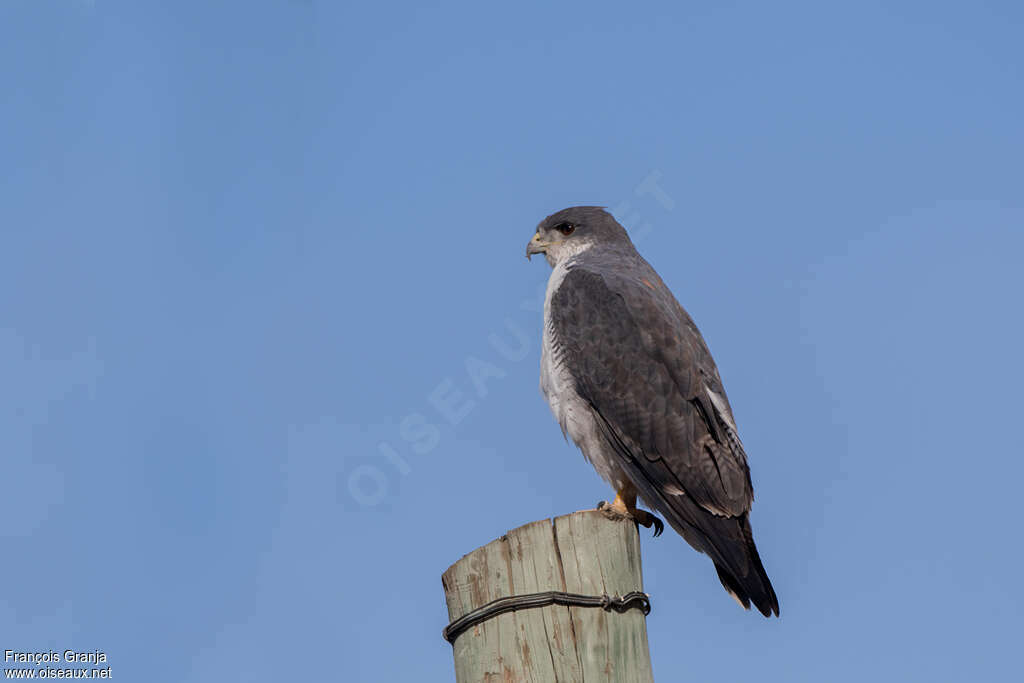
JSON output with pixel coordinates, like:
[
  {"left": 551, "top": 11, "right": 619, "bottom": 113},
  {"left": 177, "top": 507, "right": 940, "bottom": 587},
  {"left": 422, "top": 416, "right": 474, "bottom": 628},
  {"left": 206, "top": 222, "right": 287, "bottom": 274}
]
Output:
[{"left": 441, "top": 510, "right": 655, "bottom": 682}]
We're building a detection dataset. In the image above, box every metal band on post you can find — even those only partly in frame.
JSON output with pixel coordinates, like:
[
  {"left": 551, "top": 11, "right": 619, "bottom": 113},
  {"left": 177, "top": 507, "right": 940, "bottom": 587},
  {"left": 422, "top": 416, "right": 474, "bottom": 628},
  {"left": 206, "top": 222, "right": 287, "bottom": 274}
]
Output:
[{"left": 443, "top": 590, "right": 651, "bottom": 644}]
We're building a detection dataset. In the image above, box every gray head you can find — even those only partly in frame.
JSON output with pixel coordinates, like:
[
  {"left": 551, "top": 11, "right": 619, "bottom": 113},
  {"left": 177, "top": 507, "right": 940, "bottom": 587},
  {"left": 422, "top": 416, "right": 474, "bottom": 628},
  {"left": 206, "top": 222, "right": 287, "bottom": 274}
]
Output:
[{"left": 526, "top": 206, "right": 633, "bottom": 267}]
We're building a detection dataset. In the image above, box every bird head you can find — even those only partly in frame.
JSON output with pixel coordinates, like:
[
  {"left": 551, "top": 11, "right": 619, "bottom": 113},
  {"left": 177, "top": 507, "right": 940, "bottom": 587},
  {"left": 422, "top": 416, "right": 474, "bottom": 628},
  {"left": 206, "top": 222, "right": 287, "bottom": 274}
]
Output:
[{"left": 526, "top": 206, "right": 632, "bottom": 267}]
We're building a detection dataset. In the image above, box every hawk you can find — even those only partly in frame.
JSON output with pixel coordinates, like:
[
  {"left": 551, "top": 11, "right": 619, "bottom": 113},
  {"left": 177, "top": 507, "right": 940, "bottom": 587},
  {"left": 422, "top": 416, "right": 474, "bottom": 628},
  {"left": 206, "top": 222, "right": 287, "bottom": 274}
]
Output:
[{"left": 527, "top": 206, "right": 779, "bottom": 617}]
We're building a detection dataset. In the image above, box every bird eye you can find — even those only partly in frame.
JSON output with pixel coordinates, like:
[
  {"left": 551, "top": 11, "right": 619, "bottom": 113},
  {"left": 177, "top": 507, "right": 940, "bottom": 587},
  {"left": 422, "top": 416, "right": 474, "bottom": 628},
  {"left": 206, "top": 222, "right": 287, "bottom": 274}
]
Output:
[{"left": 555, "top": 222, "right": 576, "bottom": 236}]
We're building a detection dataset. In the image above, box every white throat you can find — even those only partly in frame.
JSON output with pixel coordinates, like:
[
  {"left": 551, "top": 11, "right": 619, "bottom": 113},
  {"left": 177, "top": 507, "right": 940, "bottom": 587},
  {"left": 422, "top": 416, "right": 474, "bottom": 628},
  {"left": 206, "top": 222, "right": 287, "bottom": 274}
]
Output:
[
  {"left": 544, "top": 239, "right": 595, "bottom": 268},
  {"left": 543, "top": 241, "right": 593, "bottom": 314}
]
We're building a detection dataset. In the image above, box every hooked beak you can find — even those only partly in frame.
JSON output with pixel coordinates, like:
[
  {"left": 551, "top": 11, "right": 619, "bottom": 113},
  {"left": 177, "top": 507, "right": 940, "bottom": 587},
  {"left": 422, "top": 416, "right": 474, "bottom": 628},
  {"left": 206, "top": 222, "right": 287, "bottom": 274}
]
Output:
[{"left": 526, "top": 233, "right": 550, "bottom": 260}]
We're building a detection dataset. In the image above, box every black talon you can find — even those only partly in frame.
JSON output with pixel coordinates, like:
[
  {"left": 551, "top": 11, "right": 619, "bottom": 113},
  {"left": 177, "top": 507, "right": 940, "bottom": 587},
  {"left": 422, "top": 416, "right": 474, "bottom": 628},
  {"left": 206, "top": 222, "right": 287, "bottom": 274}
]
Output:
[{"left": 652, "top": 516, "right": 665, "bottom": 537}]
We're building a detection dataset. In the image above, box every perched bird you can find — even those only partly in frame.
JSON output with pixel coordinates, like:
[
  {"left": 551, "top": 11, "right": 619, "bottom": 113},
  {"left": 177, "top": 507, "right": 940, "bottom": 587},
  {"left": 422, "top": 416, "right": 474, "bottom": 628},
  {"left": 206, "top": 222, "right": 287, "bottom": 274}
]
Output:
[{"left": 527, "top": 207, "right": 779, "bottom": 617}]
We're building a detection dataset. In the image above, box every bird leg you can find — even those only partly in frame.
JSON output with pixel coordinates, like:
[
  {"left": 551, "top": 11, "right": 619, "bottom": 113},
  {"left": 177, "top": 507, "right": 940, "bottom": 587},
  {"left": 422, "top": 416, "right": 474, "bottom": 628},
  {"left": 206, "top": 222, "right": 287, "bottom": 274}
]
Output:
[{"left": 597, "top": 485, "right": 664, "bottom": 537}]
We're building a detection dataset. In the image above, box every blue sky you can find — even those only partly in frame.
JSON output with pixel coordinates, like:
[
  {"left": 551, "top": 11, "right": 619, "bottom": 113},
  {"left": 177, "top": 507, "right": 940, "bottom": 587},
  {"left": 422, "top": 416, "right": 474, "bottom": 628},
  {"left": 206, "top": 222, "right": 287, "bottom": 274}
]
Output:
[{"left": 2, "top": 1, "right": 1023, "bottom": 681}]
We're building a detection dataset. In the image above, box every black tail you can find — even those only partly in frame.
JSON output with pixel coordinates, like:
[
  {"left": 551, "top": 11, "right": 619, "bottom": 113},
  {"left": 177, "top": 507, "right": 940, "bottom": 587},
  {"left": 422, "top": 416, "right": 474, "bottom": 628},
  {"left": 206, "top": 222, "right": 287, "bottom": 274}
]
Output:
[{"left": 712, "top": 515, "right": 779, "bottom": 617}]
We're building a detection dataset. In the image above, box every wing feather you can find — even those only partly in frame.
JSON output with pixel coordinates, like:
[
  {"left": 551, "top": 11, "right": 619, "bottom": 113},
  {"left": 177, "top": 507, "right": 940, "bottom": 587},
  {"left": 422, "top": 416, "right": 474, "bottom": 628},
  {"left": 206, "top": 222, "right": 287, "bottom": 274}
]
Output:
[
  {"left": 550, "top": 266, "right": 751, "bottom": 516},
  {"left": 550, "top": 264, "right": 779, "bottom": 616}
]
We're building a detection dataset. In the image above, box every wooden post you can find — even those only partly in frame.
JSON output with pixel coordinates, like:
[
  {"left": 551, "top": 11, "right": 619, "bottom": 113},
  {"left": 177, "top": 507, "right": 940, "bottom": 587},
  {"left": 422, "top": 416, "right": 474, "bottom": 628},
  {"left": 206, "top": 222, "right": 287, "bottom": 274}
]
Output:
[{"left": 441, "top": 510, "right": 655, "bottom": 682}]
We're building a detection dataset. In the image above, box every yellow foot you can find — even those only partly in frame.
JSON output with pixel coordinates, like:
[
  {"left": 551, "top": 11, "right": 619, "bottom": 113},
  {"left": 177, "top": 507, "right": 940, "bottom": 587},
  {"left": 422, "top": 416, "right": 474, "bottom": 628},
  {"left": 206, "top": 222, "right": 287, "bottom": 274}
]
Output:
[{"left": 596, "top": 494, "right": 665, "bottom": 537}]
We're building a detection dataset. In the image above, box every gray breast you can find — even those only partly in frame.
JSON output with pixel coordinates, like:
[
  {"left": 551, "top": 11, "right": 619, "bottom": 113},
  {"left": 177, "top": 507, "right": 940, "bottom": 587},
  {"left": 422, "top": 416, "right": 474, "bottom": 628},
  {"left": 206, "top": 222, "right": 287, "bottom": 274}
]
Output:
[{"left": 540, "top": 261, "right": 629, "bottom": 491}]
